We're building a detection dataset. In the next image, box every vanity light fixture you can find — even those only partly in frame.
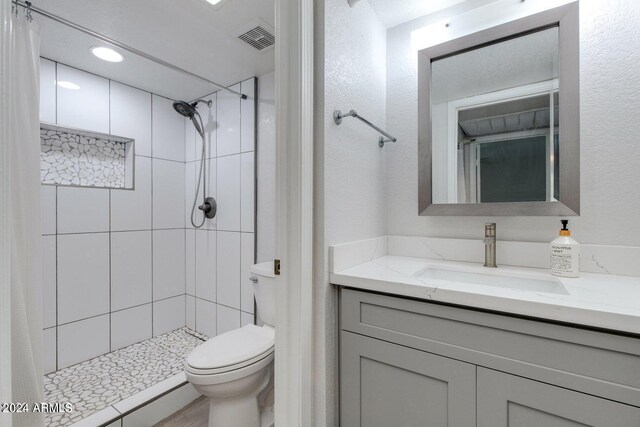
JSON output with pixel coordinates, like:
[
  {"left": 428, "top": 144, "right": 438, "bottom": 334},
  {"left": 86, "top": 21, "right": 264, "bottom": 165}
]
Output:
[
  {"left": 56, "top": 80, "right": 80, "bottom": 90},
  {"left": 91, "top": 46, "right": 124, "bottom": 63}
]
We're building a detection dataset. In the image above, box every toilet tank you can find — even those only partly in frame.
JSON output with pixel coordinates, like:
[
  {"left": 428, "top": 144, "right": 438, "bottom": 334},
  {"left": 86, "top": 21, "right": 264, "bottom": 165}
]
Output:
[{"left": 250, "top": 262, "right": 276, "bottom": 327}]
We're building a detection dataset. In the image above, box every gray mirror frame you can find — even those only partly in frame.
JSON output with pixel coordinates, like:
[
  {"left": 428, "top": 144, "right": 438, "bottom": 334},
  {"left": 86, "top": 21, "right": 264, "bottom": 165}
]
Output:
[{"left": 418, "top": 2, "right": 579, "bottom": 216}]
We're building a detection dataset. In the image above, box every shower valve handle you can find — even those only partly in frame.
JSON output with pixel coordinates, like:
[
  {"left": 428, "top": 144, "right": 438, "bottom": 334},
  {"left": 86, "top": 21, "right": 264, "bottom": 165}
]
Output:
[{"left": 198, "top": 197, "right": 217, "bottom": 219}]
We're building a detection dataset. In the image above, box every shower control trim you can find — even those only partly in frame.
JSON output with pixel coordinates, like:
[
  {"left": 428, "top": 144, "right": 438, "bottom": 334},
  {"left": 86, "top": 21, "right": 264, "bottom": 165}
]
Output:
[{"left": 198, "top": 197, "right": 217, "bottom": 219}]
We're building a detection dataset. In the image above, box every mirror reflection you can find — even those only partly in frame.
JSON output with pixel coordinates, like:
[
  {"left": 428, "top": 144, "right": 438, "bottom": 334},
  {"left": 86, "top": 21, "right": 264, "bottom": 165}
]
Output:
[{"left": 431, "top": 27, "right": 559, "bottom": 204}]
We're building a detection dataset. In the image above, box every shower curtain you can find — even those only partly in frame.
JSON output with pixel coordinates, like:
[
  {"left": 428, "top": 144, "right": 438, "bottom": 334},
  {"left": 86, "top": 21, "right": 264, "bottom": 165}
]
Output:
[{"left": 0, "top": 1, "right": 44, "bottom": 426}]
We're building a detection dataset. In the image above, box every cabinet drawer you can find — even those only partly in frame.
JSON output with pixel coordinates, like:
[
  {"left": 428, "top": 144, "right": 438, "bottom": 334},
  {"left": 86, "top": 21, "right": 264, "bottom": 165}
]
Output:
[{"left": 340, "top": 288, "right": 640, "bottom": 407}]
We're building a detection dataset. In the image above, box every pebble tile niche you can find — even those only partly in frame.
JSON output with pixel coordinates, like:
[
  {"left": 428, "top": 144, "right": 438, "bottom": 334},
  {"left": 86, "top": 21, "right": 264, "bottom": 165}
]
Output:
[{"left": 40, "top": 123, "right": 134, "bottom": 189}]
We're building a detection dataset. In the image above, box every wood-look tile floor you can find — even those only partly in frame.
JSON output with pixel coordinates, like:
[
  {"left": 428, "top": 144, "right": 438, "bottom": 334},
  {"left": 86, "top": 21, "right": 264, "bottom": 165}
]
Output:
[{"left": 154, "top": 396, "right": 209, "bottom": 427}]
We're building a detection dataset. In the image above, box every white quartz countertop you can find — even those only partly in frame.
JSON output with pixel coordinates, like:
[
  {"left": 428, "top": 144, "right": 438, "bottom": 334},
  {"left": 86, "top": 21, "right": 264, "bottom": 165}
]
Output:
[{"left": 330, "top": 255, "right": 640, "bottom": 335}]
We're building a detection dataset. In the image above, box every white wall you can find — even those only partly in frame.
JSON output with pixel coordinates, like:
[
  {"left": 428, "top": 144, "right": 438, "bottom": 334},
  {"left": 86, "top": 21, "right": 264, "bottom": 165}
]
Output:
[
  {"left": 39, "top": 59, "right": 187, "bottom": 373},
  {"left": 315, "top": 0, "right": 388, "bottom": 424},
  {"left": 257, "top": 72, "right": 276, "bottom": 263},
  {"left": 386, "top": 0, "right": 640, "bottom": 246}
]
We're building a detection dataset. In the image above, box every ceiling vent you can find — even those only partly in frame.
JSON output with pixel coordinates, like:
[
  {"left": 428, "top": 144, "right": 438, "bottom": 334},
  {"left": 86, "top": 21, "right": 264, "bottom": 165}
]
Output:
[
  {"left": 238, "top": 26, "right": 275, "bottom": 51},
  {"left": 234, "top": 19, "right": 275, "bottom": 52}
]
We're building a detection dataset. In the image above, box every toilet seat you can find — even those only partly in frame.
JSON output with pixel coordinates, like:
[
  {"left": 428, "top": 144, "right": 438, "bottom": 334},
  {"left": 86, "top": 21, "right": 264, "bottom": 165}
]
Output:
[{"left": 185, "top": 324, "right": 275, "bottom": 376}]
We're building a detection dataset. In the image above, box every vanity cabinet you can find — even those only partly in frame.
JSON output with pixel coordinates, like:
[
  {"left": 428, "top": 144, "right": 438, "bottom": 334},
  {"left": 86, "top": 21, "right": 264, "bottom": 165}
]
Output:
[{"left": 339, "top": 288, "right": 640, "bottom": 426}]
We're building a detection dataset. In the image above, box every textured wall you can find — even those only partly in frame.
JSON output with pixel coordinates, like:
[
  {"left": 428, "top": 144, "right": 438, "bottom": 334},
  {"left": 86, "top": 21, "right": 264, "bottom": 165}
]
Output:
[
  {"left": 324, "top": 0, "right": 388, "bottom": 246},
  {"left": 386, "top": 0, "right": 640, "bottom": 246},
  {"left": 315, "top": 0, "right": 388, "bottom": 425}
]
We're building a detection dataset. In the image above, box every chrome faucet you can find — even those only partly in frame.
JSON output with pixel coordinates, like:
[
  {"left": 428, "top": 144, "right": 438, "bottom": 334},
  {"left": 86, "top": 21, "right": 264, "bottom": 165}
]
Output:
[{"left": 484, "top": 223, "right": 497, "bottom": 268}]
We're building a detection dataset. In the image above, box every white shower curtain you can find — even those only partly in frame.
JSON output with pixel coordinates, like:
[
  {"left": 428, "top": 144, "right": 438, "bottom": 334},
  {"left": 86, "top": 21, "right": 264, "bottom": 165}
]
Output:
[{"left": 0, "top": 1, "right": 44, "bottom": 426}]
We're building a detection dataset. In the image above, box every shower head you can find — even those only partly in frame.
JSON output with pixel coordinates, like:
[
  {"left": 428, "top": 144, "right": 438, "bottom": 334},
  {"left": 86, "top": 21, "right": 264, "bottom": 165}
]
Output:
[
  {"left": 173, "top": 99, "right": 213, "bottom": 119},
  {"left": 173, "top": 101, "right": 197, "bottom": 118}
]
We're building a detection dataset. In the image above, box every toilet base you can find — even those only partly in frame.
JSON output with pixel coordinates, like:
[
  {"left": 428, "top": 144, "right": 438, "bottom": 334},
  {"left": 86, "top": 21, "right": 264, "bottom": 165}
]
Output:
[
  {"left": 208, "top": 394, "right": 261, "bottom": 427},
  {"left": 191, "top": 362, "right": 273, "bottom": 427}
]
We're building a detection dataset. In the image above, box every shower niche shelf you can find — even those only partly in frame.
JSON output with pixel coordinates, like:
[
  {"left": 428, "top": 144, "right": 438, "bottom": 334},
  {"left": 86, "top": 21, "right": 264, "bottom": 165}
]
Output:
[{"left": 40, "top": 123, "right": 135, "bottom": 189}]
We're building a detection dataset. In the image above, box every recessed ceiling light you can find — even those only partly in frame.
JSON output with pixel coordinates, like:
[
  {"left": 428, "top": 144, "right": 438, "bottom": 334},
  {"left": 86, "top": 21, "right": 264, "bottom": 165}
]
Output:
[
  {"left": 57, "top": 80, "right": 80, "bottom": 90},
  {"left": 205, "top": 0, "right": 224, "bottom": 7},
  {"left": 91, "top": 46, "right": 124, "bottom": 63}
]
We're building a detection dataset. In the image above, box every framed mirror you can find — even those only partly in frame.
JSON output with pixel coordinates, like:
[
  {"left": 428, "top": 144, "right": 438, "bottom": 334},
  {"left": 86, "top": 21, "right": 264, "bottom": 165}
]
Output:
[{"left": 418, "top": 3, "right": 579, "bottom": 216}]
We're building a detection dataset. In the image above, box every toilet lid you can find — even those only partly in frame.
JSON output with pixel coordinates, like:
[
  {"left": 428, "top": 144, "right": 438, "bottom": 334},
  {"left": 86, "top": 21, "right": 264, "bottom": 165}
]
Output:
[{"left": 187, "top": 324, "right": 274, "bottom": 370}]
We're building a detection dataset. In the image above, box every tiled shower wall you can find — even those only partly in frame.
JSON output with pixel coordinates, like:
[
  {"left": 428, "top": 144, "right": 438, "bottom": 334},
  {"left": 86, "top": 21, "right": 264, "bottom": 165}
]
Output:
[
  {"left": 184, "top": 78, "right": 258, "bottom": 337},
  {"left": 40, "top": 58, "right": 188, "bottom": 373}
]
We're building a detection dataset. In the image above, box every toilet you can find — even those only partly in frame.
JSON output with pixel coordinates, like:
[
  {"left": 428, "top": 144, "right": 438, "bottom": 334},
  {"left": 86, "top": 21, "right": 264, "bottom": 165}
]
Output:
[{"left": 185, "top": 262, "right": 276, "bottom": 427}]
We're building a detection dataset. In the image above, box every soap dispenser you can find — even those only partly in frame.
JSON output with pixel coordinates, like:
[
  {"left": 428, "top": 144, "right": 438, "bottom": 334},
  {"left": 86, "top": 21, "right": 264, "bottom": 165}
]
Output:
[{"left": 550, "top": 219, "right": 580, "bottom": 278}]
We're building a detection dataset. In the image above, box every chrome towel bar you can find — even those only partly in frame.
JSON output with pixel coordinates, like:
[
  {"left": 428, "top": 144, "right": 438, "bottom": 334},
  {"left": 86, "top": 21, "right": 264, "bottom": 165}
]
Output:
[{"left": 333, "top": 109, "right": 397, "bottom": 148}]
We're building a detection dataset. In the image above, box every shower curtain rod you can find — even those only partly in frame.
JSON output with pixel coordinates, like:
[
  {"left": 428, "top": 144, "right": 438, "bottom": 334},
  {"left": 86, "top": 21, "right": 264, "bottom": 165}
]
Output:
[{"left": 13, "top": 0, "right": 247, "bottom": 99}]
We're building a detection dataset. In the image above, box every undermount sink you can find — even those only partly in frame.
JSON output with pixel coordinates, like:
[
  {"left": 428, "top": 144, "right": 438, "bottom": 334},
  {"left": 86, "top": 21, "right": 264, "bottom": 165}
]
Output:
[{"left": 417, "top": 267, "right": 569, "bottom": 295}]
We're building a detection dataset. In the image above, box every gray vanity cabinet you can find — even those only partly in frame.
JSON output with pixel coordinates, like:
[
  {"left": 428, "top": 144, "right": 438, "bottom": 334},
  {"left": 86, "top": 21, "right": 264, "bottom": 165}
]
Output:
[
  {"left": 477, "top": 368, "right": 640, "bottom": 426},
  {"left": 340, "top": 331, "right": 476, "bottom": 427},
  {"left": 339, "top": 288, "right": 640, "bottom": 427}
]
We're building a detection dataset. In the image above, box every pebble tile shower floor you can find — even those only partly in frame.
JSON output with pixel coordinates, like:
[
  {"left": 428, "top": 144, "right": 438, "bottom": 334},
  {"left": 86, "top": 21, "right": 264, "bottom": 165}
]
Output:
[{"left": 44, "top": 328, "right": 207, "bottom": 426}]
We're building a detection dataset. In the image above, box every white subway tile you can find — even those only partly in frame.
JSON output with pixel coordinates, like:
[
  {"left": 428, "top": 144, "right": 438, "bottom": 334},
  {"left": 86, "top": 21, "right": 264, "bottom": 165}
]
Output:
[
  {"left": 39, "top": 58, "right": 56, "bottom": 124},
  {"left": 241, "top": 311, "right": 254, "bottom": 327},
  {"left": 216, "top": 304, "right": 240, "bottom": 335},
  {"left": 152, "top": 159, "right": 185, "bottom": 229},
  {"left": 185, "top": 117, "right": 196, "bottom": 162},
  {"left": 241, "top": 152, "right": 255, "bottom": 232},
  {"left": 110, "top": 82, "right": 152, "bottom": 157},
  {"left": 152, "top": 95, "right": 185, "bottom": 161},
  {"left": 43, "top": 328, "right": 56, "bottom": 374},
  {"left": 56, "top": 64, "right": 109, "bottom": 133},
  {"left": 240, "top": 78, "right": 256, "bottom": 152},
  {"left": 57, "top": 233, "right": 109, "bottom": 324},
  {"left": 57, "top": 187, "right": 109, "bottom": 234},
  {"left": 111, "top": 156, "right": 152, "bottom": 231},
  {"left": 58, "top": 314, "right": 110, "bottom": 369},
  {"left": 185, "top": 229, "right": 196, "bottom": 295},
  {"left": 40, "top": 185, "right": 56, "bottom": 235},
  {"left": 203, "top": 159, "right": 218, "bottom": 230},
  {"left": 216, "top": 154, "right": 241, "bottom": 231},
  {"left": 216, "top": 83, "right": 241, "bottom": 156},
  {"left": 153, "top": 295, "right": 185, "bottom": 336},
  {"left": 111, "top": 231, "right": 152, "bottom": 311},
  {"left": 153, "top": 229, "right": 185, "bottom": 301},
  {"left": 216, "top": 231, "right": 241, "bottom": 309},
  {"left": 195, "top": 230, "right": 216, "bottom": 302},
  {"left": 111, "top": 304, "right": 152, "bottom": 350},
  {"left": 195, "top": 92, "right": 216, "bottom": 159},
  {"left": 241, "top": 233, "right": 255, "bottom": 314},
  {"left": 42, "top": 236, "right": 56, "bottom": 328},
  {"left": 184, "top": 161, "right": 195, "bottom": 229},
  {"left": 195, "top": 298, "right": 216, "bottom": 338},
  {"left": 186, "top": 161, "right": 216, "bottom": 231},
  {"left": 186, "top": 295, "right": 195, "bottom": 330}
]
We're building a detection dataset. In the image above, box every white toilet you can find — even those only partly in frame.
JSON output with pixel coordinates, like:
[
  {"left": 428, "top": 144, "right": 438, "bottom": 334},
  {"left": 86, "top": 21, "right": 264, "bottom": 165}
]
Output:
[{"left": 185, "top": 262, "right": 276, "bottom": 427}]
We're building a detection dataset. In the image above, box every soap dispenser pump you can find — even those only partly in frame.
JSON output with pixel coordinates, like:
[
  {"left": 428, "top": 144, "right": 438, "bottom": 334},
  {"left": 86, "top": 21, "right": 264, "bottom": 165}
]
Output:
[{"left": 550, "top": 219, "right": 580, "bottom": 278}]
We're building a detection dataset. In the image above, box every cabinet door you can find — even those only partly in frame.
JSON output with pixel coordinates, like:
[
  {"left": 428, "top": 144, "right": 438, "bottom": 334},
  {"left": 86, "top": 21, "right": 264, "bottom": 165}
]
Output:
[
  {"left": 478, "top": 367, "right": 640, "bottom": 427},
  {"left": 341, "top": 331, "right": 476, "bottom": 427}
]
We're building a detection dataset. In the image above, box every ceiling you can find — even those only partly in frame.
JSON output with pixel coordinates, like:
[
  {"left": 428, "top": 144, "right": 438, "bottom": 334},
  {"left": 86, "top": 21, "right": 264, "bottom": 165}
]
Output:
[
  {"left": 366, "top": 0, "right": 471, "bottom": 28},
  {"left": 36, "top": 0, "right": 275, "bottom": 100}
]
